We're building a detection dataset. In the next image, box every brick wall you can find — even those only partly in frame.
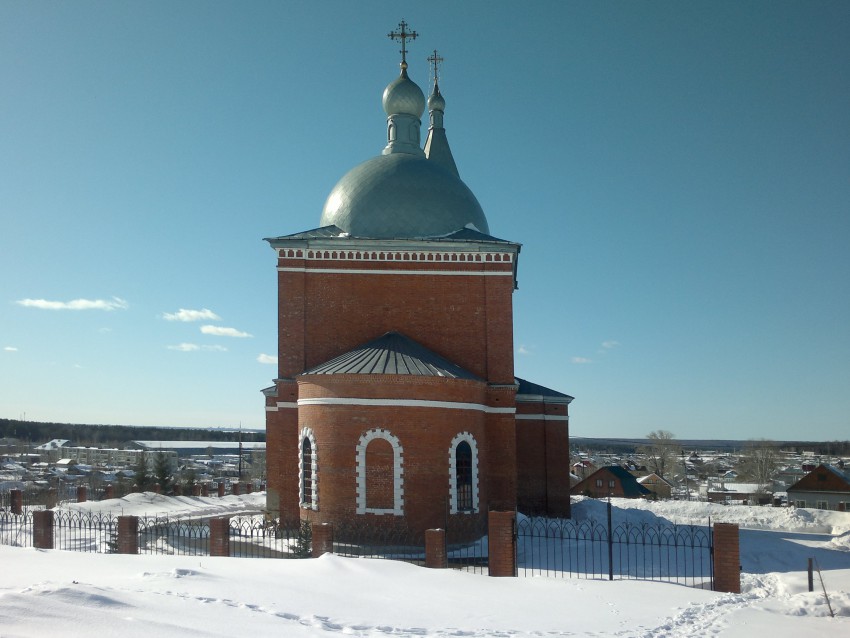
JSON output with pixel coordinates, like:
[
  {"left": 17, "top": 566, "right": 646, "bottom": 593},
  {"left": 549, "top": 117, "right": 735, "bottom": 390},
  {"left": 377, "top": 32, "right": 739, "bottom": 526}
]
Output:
[
  {"left": 297, "top": 375, "right": 491, "bottom": 534},
  {"left": 276, "top": 250, "right": 515, "bottom": 384}
]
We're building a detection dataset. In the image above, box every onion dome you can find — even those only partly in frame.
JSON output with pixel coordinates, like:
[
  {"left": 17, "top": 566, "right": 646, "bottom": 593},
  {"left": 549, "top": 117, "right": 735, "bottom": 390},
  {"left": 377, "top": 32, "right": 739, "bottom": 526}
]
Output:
[{"left": 382, "top": 70, "right": 426, "bottom": 118}]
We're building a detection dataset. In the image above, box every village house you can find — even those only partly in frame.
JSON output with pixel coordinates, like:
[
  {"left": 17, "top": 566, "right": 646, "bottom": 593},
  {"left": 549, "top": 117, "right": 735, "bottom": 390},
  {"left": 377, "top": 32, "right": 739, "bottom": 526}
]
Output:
[
  {"left": 787, "top": 464, "right": 850, "bottom": 511},
  {"left": 636, "top": 472, "right": 673, "bottom": 499},
  {"left": 571, "top": 466, "right": 651, "bottom": 499}
]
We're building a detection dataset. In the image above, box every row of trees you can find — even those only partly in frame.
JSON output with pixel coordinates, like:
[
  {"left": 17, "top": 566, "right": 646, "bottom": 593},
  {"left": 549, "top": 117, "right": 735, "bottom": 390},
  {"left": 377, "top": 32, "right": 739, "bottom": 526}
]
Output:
[
  {"left": 0, "top": 418, "right": 265, "bottom": 448},
  {"left": 639, "top": 429, "right": 781, "bottom": 489}
]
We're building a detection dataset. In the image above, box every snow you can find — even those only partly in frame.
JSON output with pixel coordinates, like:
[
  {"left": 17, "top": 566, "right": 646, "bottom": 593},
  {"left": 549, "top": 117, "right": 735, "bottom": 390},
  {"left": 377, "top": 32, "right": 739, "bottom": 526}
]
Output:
[{"left": 2, "top": 495, "right": 849, "bottom": 637}]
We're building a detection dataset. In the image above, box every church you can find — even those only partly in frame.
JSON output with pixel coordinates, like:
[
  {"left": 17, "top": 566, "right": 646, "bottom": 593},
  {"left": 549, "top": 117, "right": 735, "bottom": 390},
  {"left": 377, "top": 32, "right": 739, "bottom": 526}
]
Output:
[{"left": 262, "top": 22, "right": 573, "bottom": 535}]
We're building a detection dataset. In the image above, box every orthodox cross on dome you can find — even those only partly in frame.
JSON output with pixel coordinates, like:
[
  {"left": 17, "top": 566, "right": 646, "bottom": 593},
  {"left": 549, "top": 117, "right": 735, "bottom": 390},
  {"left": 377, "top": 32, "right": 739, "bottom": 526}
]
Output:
[
  {"left": 427, "top": 49, "right": 444, "bottom": 86},
  {"left": 388, "top": 20, "right": 418, "bottom": 70}
]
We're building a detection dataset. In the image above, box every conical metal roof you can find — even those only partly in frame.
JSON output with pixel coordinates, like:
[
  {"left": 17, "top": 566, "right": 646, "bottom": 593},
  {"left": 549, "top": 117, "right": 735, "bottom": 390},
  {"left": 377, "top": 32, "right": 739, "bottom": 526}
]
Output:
[{"left": 301, "top": 332, "right": 481, "bottom": 380}]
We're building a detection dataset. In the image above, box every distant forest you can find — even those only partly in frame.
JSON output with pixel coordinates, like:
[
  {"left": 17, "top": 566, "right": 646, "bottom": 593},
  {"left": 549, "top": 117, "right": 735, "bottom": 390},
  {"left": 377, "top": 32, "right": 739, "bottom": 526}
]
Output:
[
  {"left": 0, "top": 418, "right": 265, "bottom": 448},
  {"left": 570, "top": 436, "right": 850, "bottom": 456}
]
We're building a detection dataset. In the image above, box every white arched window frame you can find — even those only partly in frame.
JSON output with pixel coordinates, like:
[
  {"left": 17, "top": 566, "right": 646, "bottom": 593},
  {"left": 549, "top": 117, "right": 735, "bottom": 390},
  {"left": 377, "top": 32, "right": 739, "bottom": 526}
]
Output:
[
  {"left": 299, "top": 427, "right": 318, "bottom": 511},
  {"left": 448, "top": 431, "right": 480, "bottom": 514},
  {"left": 356, "top": 429, "right": 404, "bottom": 515}
]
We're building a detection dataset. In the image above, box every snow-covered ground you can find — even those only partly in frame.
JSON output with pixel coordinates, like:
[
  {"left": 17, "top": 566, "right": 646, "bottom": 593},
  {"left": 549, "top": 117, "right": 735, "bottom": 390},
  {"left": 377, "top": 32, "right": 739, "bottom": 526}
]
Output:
[{"left": 1, "top": 494, "right": 849, "bottom": 637}]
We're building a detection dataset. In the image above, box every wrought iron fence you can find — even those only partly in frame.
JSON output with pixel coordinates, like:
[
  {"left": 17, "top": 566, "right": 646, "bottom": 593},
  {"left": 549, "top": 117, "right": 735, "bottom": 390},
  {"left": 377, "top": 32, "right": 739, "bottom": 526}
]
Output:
[
  {"left": 331, "top": 518, "right": 426, "bottom": 565},
  {"left": 445, "top": 514, "right": 489, "bottom": 574},
  {"left": 228, "top": 516, "right": 305, "bottom": 559},
  {"left": 517, "top": 504, "right": 713, "bottom": 588},
  {"left": 54, "top": 511, "right": 119, "bottom": 553},
  {"left": 0, "top": 509, "right": 34, "bottom": 548},
  {"left": 138, "top": 515, "right": 211, "bottom": 556}
]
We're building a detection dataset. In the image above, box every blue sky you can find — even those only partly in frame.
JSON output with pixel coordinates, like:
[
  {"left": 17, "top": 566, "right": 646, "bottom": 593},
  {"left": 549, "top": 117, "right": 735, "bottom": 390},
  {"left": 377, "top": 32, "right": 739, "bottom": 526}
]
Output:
[{"left": 2, "top": 1, "right": 848, "bottom": 441}]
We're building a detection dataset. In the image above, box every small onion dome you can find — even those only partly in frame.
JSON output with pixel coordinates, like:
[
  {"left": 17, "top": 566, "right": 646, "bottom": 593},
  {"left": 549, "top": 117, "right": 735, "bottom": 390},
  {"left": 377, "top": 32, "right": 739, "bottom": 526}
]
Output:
[
  {"left": 382, "top": 71, "right": 426, "bottom": 118},
  {"left": 427, "top": 84, "right": 445, "bottom": 113}
]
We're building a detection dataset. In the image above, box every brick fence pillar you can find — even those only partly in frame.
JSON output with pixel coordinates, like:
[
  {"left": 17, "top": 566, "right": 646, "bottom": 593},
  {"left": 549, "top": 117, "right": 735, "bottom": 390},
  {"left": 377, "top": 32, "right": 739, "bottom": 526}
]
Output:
[
  {"left": 33, "top": 510, "right": 54, "bottom": 549},
  {"left": 193, "top": 484, "right": 202, "bottom": 496},
  {"left": 76, "top": 485, "right": 87, "bottom": 503},
  {"left": 117, "top": 515, "right": 139, "bottom": 554},
  {"left": 173, "top": 484, "right": 182, "bottom": 496},
  {"left": 425, "top": 528, "right": 447, "bottom": 568},
  {"left": 104, "top": 484, "right": 115, "bottom": 500},
  {"left": 312, "top": 522, "right": 333, "bottom": 558},
  {"left": 153, "top": 484, "right": 162, "bottom": 494},
  {"left": 210, "top": 516, "right": 231, "bottom": 556},
  {"left": 246, "top": 482, "right": 253, "bottom": 494},
  {"left": 10, "top": 489, "right": 23, "bottom": 515},
  {"left": 713, "top": 523, "right": 741, "bottom": 593},
  {"left": 488, "top": 510, "right": 517, "bottom": 577},
  {"left": 201, "top": 484, "right": 209, "bottom": 497},
  {"left": 232, "top": 482, "right": 242, "bottom": 496},
  {"left": 45, "top": 488, "right": 58, "bottom": 509},
  {"left": 217, "top": 482, "right": 226, "bottom": 498}
]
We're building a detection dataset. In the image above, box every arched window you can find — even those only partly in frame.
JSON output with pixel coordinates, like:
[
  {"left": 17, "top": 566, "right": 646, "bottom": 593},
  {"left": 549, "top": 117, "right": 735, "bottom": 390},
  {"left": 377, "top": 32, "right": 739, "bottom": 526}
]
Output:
[
  {"left": 365, "top": 438, "right": 394, "bottom": 510},
  {"left": 455, "top": 441, "right": 473, "bottom": 512},
  {"left": 299, "top": 428, "right": 318, "bottom": 510},
  {"left": 356, "top": 429, "right": 403, "bottom": 515},
  {"left": 449, "top": 432, "right": 479, "bottom": 514}
]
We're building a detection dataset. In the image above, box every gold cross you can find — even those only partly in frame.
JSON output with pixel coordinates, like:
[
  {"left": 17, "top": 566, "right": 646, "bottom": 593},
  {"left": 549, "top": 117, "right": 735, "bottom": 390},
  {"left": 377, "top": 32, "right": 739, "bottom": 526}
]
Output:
[{"left": 388, "top": 20, "right": 418, "bottom": 69}]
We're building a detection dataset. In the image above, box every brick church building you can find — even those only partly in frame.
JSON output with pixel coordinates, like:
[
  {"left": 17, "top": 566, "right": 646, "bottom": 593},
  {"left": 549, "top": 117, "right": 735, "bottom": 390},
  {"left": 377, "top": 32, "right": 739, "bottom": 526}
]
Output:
[{"left": 263, "top": 23, "right": 573, "bottom": 535}]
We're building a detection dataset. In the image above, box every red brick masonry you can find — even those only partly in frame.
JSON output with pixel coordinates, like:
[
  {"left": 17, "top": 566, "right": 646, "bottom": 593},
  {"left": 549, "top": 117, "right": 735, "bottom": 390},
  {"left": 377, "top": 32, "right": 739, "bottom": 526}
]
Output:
[
  {"left": 425, "top": 528, "right": 447, "bottom": 569},
  {"left": 117, "top": 516, "right": 139, "bottom": 554},
  {"left": 713, "top": 522, "right": 741, "bottom": 593},
  {"left": 210, "top": 517, "right": 231, "bottom": 557},
  {"left": 488, "top": 510, "right": 516, "bottom": 577}
]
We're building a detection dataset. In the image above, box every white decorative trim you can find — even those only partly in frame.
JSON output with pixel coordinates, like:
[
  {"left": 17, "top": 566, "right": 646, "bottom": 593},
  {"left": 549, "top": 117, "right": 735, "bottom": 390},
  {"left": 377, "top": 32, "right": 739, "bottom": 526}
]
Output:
[
  {"left": 298, "top": 428, "right": 318, "bottom": 511},
  {"left": 277, "top": 249, "right": 514, "bottom": 264},
  {"left": 448, "top": 432, "right": 479, "bottom": 514},
  {"left": 355, "top": 429, "right": 404, "bottom": 516},
  {"left": 515, "top": 414, "right": 569, "bottom": 421},
  {"left": 298, "top": 397, "right": 515, "bottom": 413},
  {"left": 265, "top": 401, "right": 298, "bottom": 412},
  {"left": 278, "top": 267, "right": 513, "bottom": 277}
]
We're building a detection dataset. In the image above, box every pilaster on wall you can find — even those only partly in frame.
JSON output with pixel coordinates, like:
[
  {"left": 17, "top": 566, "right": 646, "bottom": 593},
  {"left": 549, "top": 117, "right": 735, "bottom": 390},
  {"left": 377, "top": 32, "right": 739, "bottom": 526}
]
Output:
[
  {"left": 484, "top": 272, "right": 515, "bottom": 384},
  {"left": 265, "top": 379, "right": 299, "bottom": 522},
  {"left": 278, "top": 265, "right": 306, "bottom": 378},
  {"left": 485, "top": 385, "right": 518, "bottom": 511}
]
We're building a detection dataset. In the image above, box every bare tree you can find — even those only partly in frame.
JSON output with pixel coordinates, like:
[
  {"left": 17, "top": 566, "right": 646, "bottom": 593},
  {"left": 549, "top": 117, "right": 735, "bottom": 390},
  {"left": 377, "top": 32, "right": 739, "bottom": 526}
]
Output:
[
  {"left": 737, "top": 439, "right": 780, "bottom": 492},
  {"left": 640, "top": 430, "right": 679, "bottom": 479}
]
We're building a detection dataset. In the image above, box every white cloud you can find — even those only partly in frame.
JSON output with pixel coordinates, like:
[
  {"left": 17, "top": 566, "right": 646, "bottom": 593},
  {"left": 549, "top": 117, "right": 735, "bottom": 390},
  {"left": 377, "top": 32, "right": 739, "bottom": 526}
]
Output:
[
  {"left": 200, "top": 325, "right": 252, "bottom": 338},
  {"left": 168, "top": 343, "right": 227, "bottom": 352},
  {"left": 163, "top": 308, "right": 221, "bottom": 322},
  {"left": 601, "top": 340, "right": 620, "bottom": 350},
  {"left": 571, "top": 356, "right": 592, "bottom": 364},
  {"left": 257, "top": 353, "right": 278, "bottom": 365},
  {"left": 15, "top": 297, "right": 128, "bottom": 311},
  {"left": 4, "top": 346, "right": 18, "bottom": 352},
  {"left": 517, "top": 345, "right": 532, "bottom": 356}
]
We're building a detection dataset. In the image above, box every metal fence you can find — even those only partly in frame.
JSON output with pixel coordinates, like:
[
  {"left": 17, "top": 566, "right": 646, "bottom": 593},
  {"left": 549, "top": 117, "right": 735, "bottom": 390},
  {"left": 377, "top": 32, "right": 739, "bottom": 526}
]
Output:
[
  {"left": 517, "top": 504, "right": 713, "bottom": 588},
  {"left": 0, "top": 509, "right": 34, "bottom": 548}
]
